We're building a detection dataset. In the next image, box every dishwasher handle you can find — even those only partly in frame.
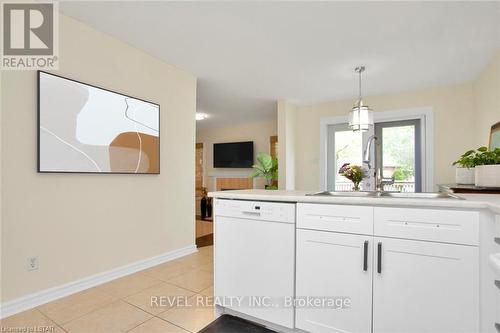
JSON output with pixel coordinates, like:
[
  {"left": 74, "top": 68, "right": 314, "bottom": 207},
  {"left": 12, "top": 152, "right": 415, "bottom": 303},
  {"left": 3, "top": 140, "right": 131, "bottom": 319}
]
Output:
[{"left": 241, "top": 211, "right": 261, "bottom": 217}]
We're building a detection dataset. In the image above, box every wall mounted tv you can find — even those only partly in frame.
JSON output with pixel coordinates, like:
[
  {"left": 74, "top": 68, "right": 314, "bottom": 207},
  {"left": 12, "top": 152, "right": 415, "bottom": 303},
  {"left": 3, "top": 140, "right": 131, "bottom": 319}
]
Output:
[
  {"left": 213, "top": 141, "right": 254, "bottom": 168},
  {"left": 37, "top": 71, "right": 160, "bottom": 174}
]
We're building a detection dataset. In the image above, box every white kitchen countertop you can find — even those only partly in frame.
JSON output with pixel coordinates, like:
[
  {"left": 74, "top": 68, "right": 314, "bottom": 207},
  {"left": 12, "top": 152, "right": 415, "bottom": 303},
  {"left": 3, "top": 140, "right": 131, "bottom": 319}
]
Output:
[{"left": 209, "top": 189, "right": 500, "bottom": 214}]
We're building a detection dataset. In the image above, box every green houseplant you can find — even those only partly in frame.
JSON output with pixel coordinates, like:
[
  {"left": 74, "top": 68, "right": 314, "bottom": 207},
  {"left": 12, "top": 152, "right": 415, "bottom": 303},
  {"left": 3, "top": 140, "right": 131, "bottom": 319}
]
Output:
[
  {"left": 249, "top": 153, "right": 278, "bottom": 190},
  {"left": 452, "top": 149, "right": 480, "bottom": 184},
  {"left": 452, "top": 147, "right": 500, "bottom": 186},
  {"left": 452, "top": 147, "right": 500, "bottom": 167},
  {"left": 452, "top": 150, "right": 481, "bottom": 169}
]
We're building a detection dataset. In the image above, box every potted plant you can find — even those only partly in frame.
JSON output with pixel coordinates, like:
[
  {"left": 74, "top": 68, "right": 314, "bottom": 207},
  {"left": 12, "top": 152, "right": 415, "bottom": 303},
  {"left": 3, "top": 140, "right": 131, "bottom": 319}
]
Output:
[
  {"left": 452, "top": 149, "right": 479, "bottom": 185},
  {"left": 338, "top": 163, "right": 366, "bottom": 191},
  {"left": 250, "top": 152, "right": 278, "bottom": 190},
  {"left": 474, "top": 147, "right": 500, "bottom": 187}
]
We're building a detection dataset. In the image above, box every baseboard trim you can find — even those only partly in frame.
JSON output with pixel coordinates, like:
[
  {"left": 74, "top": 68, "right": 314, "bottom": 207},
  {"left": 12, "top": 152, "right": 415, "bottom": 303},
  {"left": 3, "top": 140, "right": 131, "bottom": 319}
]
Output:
[{"left": 0, "top": 244, "right": 197, "bottom": 319}]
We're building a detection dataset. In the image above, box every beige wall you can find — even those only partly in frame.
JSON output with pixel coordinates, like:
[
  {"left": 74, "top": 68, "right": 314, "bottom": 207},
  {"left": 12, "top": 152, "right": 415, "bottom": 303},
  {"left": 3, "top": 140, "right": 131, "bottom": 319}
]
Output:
[
  {"left": 196, "top": 120, "right": 277, "bottom": 192},
  {"left": 277, "top": 101, "right": 297, "bottom": 190},
  {"left": 290, "top": 83, "right": 476, "bottom": 191},
  {"left": 0, "top": 69, "right": 3, "bottom": 303},
  {"left": 283, "top": 51, "right": 500, "bottom": 191},
  {"left": 474, "top": 52, "right": 500, "bottom": 146},
  {"left": 1, "top": 15, "right": 197, "bottom": 302}
]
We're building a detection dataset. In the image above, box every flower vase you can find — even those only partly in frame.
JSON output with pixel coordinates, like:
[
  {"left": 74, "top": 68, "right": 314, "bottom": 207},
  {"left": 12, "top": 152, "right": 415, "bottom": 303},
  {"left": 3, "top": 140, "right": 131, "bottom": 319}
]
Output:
[
  {"left": 352, "top": 183, "right": 360, "bottom": 191},
  {"left": 206, "top": 198, "right": 213, "bottom": 218},
  {"left": 200, "top": 196, "right": 207, "bottom": 220}
]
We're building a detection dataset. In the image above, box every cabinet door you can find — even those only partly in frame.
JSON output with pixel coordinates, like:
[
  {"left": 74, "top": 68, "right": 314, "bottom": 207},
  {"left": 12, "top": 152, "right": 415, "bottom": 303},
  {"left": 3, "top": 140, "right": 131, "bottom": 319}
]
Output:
[
  {"left": 296, "top": 229, "right": 372, "bottom": 333},
  {"left": 373, "top": 237, "right": 479, "bottom": 333}
]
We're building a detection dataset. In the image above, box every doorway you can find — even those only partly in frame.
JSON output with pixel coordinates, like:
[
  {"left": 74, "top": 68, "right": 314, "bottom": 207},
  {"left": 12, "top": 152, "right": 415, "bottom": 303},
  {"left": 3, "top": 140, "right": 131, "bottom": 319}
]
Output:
[{"left": 195, "top": 143, "right": 213, "bottom": 247}]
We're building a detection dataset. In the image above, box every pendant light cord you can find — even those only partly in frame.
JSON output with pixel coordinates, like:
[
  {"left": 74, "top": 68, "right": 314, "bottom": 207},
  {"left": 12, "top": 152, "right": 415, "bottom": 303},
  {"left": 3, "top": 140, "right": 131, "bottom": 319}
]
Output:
[
  {"left": 358, "top": 69, "right": 362, "bottom": 103},
  {"left": 355, "top": 66, "right": 365, "bottom": 107}
]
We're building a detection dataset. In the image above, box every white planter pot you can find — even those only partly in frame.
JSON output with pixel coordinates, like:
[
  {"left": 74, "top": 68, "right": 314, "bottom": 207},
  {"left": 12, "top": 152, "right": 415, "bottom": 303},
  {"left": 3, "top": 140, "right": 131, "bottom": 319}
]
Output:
[
  {"left": 455, "top": 167, "right": 475, "bottom": 185},
  {"left": 475, "top": 165, "right": 500, "bottom": 188}
]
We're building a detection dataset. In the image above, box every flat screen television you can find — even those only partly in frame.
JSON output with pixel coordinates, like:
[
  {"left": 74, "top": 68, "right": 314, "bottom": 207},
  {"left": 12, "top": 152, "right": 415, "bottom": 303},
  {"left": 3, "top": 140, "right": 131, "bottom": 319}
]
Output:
[
  {"left": 37, "top": 71, "right": 160, "bottom": 174},
  {"left": 213, "top": 141, "right": 254, "bottom": 168}
]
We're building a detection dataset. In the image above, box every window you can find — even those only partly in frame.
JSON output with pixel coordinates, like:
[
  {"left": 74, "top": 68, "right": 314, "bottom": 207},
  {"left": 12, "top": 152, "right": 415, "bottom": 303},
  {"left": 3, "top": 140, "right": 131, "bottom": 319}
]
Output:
[
  {"left": 324, "top": 112, "right": 429, "bottom": 192},
  {"left": 375, "top": 120, "right": 421, "bottom": 192},
  {"left": 327, "top": 124, "right": 362, "bottom": 191}
]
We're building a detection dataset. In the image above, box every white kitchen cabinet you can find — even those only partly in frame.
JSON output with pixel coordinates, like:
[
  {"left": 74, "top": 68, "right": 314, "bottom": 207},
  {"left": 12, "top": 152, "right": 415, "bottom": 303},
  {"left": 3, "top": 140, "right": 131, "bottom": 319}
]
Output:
[
  {"left": 372, "top": 236, "right": 479, "bottom": 333},
  {"left": 295, "top": 203, "right": 480, "bottom": 333},
  {"left": 296, "top": 229, "right": 373, "bottom": 333}
]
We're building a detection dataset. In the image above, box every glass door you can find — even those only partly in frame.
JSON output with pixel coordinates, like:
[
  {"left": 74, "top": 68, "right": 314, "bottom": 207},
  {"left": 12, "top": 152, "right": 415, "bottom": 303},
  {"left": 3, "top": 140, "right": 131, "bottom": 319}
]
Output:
[
  {"left": 375, "top": 119, "right": 421, "bottom": 192},
  {"left": 326, "top": 119, "right": 422, "bottom": 192},
  {"left": 327, "top": 124, "right": 367, "bottom": 191}
]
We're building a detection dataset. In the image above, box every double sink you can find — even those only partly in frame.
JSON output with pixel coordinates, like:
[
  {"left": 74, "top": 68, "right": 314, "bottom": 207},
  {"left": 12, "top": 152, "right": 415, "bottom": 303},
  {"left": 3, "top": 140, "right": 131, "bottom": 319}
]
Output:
[{"left": 307, "top": 191, "right": 462, "bottom": 199}]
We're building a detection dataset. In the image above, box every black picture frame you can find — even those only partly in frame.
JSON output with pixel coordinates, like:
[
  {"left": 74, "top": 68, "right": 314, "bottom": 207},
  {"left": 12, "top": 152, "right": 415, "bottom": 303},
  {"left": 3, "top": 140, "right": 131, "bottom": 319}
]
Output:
[{"left": 37, "top": 70, "right": 161, "bottom": 174}]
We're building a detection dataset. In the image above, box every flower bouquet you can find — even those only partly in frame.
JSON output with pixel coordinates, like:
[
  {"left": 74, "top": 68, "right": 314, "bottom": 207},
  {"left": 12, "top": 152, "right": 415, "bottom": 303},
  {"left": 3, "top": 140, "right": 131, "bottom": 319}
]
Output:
[{"left": 338, "top": 163, "right": 366, "bottom": 191}]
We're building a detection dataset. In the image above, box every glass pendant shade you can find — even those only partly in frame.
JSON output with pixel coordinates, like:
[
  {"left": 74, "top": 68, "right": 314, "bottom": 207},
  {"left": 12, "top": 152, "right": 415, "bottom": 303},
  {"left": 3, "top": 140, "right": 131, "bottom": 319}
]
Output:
[
  {"left": 348, "top": 66, "right": 374, "bottom": 132},
  {"left": 348, "top": 100, "right": 373, "bottom": 132}
]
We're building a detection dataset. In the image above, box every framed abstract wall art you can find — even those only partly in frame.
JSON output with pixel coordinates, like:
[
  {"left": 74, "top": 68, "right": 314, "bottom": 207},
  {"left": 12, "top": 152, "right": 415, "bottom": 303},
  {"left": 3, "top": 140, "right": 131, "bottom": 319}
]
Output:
[
  {"left": 38, "top": 71, "right": 160, "bottom": 174},
  {"left": 490, "top": 121, "right": 500, "bottom": 150}
]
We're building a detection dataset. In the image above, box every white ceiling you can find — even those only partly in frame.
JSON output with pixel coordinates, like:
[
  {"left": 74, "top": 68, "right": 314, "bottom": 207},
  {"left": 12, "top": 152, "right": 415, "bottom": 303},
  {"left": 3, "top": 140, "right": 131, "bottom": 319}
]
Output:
[{"left": 60, "top": 1, "right": 500, "bottom": 130}]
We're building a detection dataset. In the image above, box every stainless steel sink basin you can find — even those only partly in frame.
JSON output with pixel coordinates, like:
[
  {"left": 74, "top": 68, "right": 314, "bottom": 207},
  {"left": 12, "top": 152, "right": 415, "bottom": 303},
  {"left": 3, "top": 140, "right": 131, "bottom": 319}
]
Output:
[
  {"left": 379, "top": 192, "right": 462, "bottom": 199},
  {"left": 307, "top": 191, "right": 462, "bottom": 199},
  {"left": 306, "top": 191, "right": 379, "bottom": 197}
]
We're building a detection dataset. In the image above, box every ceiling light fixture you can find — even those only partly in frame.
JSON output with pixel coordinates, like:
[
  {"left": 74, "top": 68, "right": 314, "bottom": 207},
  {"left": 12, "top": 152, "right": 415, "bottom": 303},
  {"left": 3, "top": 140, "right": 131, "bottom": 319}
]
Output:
[
  {"left": 348, "top": 66, "right": 373, "bottom": 132},
  {"left": 196, "top": 112, "right": 208, "bottom": 121}
]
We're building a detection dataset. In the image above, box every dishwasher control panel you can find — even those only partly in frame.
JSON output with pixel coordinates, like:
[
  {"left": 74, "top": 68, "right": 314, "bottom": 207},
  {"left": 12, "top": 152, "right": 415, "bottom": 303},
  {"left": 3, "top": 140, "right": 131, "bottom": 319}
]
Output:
[{"left": 215, "top": 199, "right": 296, "bottom": 223}]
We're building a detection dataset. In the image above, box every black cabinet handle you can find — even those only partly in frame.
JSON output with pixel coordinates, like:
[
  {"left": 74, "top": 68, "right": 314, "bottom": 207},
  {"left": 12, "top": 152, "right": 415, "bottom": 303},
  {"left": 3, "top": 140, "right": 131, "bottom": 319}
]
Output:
[
  {"left": 363, "top": 241, "right": 368, "bottom": 271},
  {"left": 377, "top": 242, "right": 382, "bottom": 274}
]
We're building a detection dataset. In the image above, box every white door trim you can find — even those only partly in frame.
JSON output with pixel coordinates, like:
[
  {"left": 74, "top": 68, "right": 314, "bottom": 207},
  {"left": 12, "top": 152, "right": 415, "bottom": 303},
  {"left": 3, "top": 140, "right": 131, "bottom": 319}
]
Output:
[{"left": 319, "top": 107, "right": 434, "bottom": 191}]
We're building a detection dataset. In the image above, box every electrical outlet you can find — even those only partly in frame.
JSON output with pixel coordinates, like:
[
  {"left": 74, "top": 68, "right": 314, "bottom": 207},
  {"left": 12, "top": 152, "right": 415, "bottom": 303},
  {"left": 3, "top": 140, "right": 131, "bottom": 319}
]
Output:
[{"left": 27, "top": 257, "right": 38, "bottom": 271}]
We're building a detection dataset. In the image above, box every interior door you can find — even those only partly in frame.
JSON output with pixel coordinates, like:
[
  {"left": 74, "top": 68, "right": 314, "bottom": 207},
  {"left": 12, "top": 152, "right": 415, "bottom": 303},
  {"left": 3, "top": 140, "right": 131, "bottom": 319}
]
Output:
[
  {"left": 296, "top": 229, "right": 373, "bottom": 333},
  {"left": 372, "top": 237, "right": 479, "bottom": 333}
]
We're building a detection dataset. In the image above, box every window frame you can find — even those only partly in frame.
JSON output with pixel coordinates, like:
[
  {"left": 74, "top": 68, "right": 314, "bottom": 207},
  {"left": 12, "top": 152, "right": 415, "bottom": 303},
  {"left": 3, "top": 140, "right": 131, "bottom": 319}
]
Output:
[{"left": 319, "top": 107, "right": 433, "bottom": 192}]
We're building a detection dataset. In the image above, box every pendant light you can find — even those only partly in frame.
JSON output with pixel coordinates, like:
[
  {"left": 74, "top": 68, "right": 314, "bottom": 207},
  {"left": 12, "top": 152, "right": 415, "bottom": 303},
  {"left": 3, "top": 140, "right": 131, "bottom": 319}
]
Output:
[
  {"left": 196, "top": 112, "right": 208, "bottom": 120},
  {"left": 348, "top": 66, "right": 373, "bottom": 132}
]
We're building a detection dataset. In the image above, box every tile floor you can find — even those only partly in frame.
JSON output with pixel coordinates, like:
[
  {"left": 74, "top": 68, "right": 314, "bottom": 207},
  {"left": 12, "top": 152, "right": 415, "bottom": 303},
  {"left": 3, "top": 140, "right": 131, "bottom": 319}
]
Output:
[{"left": 0, "top": 246, "right": 215, "bottom": 333}]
